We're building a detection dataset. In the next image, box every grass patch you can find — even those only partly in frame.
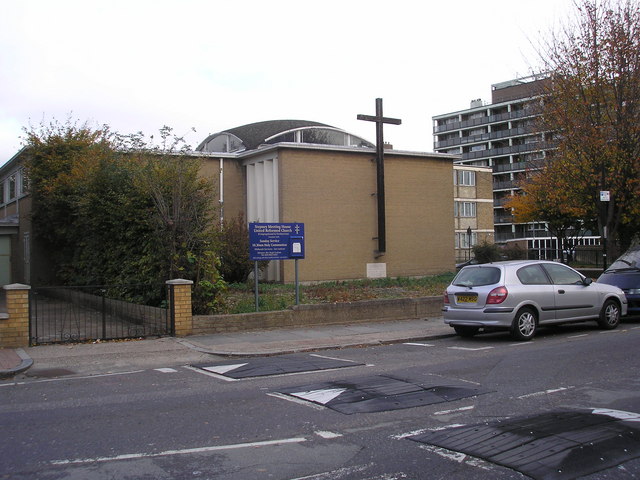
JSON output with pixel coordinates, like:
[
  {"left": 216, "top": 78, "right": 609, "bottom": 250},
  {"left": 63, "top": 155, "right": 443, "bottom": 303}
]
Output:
[{"left": 220, "top": 272, "right": 455, "bottom": 314}]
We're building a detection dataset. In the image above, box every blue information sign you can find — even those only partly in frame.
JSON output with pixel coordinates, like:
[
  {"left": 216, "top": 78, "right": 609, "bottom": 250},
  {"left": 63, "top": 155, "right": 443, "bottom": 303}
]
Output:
[{"left": 249, "top": 223, "right": 305, "bottom": 261}]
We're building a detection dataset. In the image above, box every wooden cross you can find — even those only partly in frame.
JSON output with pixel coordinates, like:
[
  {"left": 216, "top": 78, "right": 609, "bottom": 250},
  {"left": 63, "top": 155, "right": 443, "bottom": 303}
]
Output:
[{"left": 357, "top": 98, "right": 401, "bottom": 254}]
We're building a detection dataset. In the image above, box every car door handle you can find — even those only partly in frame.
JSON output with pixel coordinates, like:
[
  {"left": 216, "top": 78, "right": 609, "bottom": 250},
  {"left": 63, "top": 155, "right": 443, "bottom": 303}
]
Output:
[{"left": 558, "top": 289, "right": 565, "bottom": 294}]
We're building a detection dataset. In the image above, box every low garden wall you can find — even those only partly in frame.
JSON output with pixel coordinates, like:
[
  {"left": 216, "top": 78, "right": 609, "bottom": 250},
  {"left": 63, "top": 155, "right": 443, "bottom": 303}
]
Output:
[{"left": 192, "top": 296, "right": 443, "bottom": 335}]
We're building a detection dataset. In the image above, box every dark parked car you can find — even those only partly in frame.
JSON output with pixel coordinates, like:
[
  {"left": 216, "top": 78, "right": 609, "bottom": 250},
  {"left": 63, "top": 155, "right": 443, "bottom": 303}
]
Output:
[
  {"left": 455, "top": 258, "right": 479, "bottom": 270},
  {"left": 443, "top": 260, "right": 627, "bottom": 341},
  {"left": 598, "top": 245, "right": 640, "bottom": 315}
]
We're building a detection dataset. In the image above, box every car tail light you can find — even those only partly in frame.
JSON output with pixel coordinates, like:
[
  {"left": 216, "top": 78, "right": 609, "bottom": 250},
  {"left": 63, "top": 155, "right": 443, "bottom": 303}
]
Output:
[
  {"left": 487, "top": 286, "right": 508, "bottom": 304},
  {"left": 443, "top": 290, "right": 450, "bottom": 304}
]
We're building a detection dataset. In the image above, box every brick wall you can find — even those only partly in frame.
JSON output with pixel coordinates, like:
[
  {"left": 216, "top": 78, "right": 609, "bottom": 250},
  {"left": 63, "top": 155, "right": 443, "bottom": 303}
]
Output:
[
  {"left": 0, "top": 284, "right": 30, "bottom": 348},
  {"left": 278, "top": 148, "right": 456, "bottom": 282},
  {"left": 167, "top": 279, "right": 193, "bottom": 337},
  {"left": 192, "top": 296, "right": 443, "bottom": 335}
]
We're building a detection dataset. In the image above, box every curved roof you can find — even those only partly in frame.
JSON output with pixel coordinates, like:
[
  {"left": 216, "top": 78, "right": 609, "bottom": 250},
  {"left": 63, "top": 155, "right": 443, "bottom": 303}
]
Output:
[{"left": 196, "top": 119, "right": 374, "bottom": 153}]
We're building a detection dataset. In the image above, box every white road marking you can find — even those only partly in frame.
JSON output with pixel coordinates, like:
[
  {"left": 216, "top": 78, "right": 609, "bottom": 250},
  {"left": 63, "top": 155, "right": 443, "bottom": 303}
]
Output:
[
  {"left": 183, "top": 365, "right": 238, "bottom": 381},
  {"left": 568, "top": 334, "right": 589, "bottom": 338},
  {"left": 202, "top": 363, "right": 248, "bottom": 375},
  {"left": 448, "top": 346, "right": 494, "bottom": 351},
  {"left": 314, "top": 430, "right": 343, "bottom": 439},
  {"left": 418, "top": 445, "right": 495, "bottom": 472},
  {"left": 51, "top": 437, "right": 307, "bottom": 465},
  {"left": 0, "top": 370, "right": 146, "bottom": 387},
  {"left": 186, "top": 364, "right": 363, "bottom": 382},
  {"left": 517, "top": 386, "right": 573, "bottom": 399},
  {"left": 266, "top": 392, "right": 326, "bottom": 410},
  {"left": 289, "top": 388, "right": 346, "bottom": 405},
  {"left": 154, "top": 368, "right": 177, "bottom": 373},
  {"left": 592, "top": 408, "right": 640, "bottom": 422},
  {"left": 309, "top": 353, "right": 360, "bottom": 363},
  {"left": 403, "top": 342, "right": 434, "bottom": 347},
  {"left": 391, "top": 424, "right": 466, "bottom": 440},
  {"left": 433, "top": 405, "right": 475, "bottom": 416},
  {"left": 288, "top": 463, "right": 373, "bottom": 480}
]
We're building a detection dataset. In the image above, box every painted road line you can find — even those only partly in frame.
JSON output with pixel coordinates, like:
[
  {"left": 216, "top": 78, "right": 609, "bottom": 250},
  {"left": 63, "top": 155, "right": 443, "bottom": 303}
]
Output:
[
  {"left": 0, "top": 370, "right": 146, "bottom": 387},
  {"left": 403, "top": 343, "right": 434, "bottom": 347},
  {"left": 288, "top": 464, "right": 373, "bottom": 480},
  {"left": 51, "top": 437, "right": 307, "bottom": 465},
  {"left": 314, "top": 430, "right": 343, "bottom": 439},
  {"left": 517, "top": 386, "right": 574, "bottom": 399},
  {"left": 309, "top": 353, "right": 361, "bottom": 364},
  {"left": 434, "top": 405, "right": 475, "bottom": 416},
  {"left": 448, "top": 346, "right": 494, "bottom": 351},
  {"left": 391, "top": 424, "right": 467, "bottom": 440}
]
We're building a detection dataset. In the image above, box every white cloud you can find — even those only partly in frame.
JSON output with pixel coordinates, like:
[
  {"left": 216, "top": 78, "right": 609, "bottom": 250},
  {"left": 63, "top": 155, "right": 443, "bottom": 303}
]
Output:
[{"left": 0, "top": 0, "right": 574, "bottom": 162}]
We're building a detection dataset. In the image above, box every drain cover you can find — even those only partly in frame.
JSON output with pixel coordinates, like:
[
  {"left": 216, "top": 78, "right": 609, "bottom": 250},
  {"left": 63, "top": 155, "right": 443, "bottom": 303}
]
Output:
[
  {"left": 192, "top": 354, "right": 363, "bottom": 379},
  {"left": 410, "top": 409, "right": 640, "bottom": 480},
  {"left": 278, "top": 374, "right": 492, "bottom": 414}
]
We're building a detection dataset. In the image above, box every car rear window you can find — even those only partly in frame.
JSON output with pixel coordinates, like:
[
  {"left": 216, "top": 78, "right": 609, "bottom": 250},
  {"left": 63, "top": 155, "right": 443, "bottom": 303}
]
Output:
[{"left": 453, "top": 267, "right": 501, "bottom": 287}]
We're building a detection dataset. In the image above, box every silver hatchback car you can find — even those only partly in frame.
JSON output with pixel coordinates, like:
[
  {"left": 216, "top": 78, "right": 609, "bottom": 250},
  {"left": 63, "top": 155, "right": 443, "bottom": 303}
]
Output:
[{"left": 443, "top": 260, "right": 627, "bottom": 341}]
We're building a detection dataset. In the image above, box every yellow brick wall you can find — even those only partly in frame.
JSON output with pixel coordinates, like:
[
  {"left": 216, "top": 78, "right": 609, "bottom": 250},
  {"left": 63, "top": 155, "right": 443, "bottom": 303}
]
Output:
[
  {"left": 197, "top": 156, "right": 246, "bottom": 224},
  {"left": 278, "top": 149, "right": 455, "bottom": 282},
  {"left": 167, "top": 280, "right": 193, "bottom": 336},
  {"left": 0, "top": 285, "right": 30, "bottom": 348}
]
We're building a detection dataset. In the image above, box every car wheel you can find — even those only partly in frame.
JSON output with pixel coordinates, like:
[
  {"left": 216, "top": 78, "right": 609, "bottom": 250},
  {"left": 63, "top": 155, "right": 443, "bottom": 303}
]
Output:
[
  {"left": 454, "top": 325, "right": 480, "bottom": 338},
  {"left": 597, "top": 299, "right": 620, "bottom": 330},
  {"left": 511, "top": 307, "right": 537, "bottom": 341}
]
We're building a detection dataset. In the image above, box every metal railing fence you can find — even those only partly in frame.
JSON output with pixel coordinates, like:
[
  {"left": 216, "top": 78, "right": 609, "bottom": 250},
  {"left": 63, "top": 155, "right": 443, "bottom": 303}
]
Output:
[{"left": 30, "top": 284, "right": 171, "bottom": 345}]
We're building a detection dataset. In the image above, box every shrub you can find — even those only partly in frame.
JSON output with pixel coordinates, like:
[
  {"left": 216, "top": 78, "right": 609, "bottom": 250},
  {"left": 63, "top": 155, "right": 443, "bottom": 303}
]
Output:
[{"left": 472, "top": 241, "right": 502, "bottom": 263}]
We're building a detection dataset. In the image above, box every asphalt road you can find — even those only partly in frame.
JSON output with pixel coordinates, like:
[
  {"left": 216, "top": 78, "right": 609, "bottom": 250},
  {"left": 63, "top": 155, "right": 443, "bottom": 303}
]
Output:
[{"left": 2, "top": 320, "right": 640, "bottom": 479}]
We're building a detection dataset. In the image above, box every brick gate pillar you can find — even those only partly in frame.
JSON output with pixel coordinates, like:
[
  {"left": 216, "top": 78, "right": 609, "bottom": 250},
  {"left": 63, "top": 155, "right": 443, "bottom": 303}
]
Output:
[
  {"left": 1, "top": 284, "right": 31, "bottom": 348},
  {"left": 166, "top": 279, "right": 193, "bottom": 337}
]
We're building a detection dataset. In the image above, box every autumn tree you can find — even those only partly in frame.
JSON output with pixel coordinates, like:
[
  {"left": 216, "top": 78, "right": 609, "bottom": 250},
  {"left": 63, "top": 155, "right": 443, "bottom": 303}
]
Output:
[
  {"left": 506, "top": 157, "right": 593, "bottom": 261},
  {"left": 535, "top": 0, "right": 640, "bottom": 261}
]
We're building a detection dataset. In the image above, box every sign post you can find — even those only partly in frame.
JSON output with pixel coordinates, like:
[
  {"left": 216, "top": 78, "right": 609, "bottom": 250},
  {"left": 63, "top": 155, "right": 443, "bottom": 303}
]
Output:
[
  {"left": 249, "top": 222, "right": 305, "bottom": 311},
  {"left": 600, "top": 191, "right": 610, "bottom": 270}
]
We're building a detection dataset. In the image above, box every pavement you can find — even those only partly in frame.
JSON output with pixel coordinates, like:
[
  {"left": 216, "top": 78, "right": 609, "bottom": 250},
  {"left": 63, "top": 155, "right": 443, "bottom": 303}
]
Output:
[{"left": 0, "top": 317, "right": 454, "bottom": 379}]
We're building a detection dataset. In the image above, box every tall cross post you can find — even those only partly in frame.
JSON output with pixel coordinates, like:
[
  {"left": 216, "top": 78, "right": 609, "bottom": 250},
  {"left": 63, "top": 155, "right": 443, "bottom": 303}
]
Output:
[{"left": 357, "top": 98, "right": 401, "bottom": 254}]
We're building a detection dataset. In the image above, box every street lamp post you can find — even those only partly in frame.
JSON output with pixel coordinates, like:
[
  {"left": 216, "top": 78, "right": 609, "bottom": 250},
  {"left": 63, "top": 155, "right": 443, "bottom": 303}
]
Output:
[{"left": 467, "top": 226, "right": 472, "bottom": 261}]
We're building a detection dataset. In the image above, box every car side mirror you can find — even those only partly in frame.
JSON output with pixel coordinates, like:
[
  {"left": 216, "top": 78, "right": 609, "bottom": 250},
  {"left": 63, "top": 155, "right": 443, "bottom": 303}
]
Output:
[{"left": 583, "top": 277, "right": 593, "bottom": 286}]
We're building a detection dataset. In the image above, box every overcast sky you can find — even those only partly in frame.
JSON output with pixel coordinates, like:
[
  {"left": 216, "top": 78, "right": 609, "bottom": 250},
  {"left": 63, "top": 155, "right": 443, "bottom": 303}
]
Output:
[{"left": 0, "top": 0, "right": 576, "bottom": 163}]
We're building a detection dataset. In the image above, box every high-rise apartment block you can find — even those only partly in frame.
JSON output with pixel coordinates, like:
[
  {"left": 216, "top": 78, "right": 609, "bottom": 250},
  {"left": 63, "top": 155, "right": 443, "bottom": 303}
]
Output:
[{"left": 433, "top": 76, "right": 599, "bottom": 254}]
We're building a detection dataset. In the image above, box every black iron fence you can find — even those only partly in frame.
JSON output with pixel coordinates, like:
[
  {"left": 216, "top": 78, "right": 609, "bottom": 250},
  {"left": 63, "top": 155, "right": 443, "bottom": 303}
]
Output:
[
  {"left": 526, "top": 247, "right": 602, "bottom": 267},
  {"left": 455, "top": 247, "right": 603, "bottom": 269},
  {"left": 30, "top": 284, "right": 172, "bottom": 345}
]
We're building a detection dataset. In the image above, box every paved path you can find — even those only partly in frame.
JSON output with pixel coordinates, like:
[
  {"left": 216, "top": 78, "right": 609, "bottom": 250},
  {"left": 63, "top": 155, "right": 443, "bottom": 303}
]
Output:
[{"left": 0, "top": 317, "right": 454, "bottom": 378}]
